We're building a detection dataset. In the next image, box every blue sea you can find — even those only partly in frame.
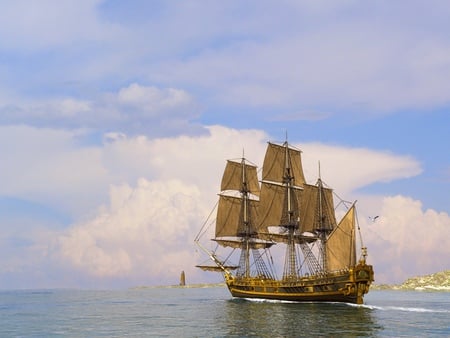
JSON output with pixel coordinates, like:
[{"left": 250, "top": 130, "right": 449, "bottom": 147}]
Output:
[{"left": 0, "top": 287, "right": 448, "bottom": 337}]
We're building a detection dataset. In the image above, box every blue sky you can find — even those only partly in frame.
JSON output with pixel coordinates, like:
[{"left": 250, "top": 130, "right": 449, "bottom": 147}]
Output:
[{"left": 0, "top": 0, "right": 449, "bottom": 289}]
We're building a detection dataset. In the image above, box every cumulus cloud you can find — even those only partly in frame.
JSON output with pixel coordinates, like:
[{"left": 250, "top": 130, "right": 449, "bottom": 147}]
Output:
[
  {"left": 52, "top": 127, "right": 272, "bottom": 286},
  {"left": 300, "top": 143, "right": 422, "bottom": 195},
  {"left": 363, "top": 195, "right": 450, "bottom": 284},
  {"left": 42, "top": 126, "right": 429, "bottom": 286},
  {"left": 0, "top": 1, "right": 448, "bottom": 289},
  {"left": 0, "top": 123, "right": 442, "bottom": 287},
  {"left": 58, "top": 178, "right": 204, "bottom": 283}
]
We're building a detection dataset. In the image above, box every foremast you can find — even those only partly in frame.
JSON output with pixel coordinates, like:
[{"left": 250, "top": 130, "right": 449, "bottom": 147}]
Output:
[
  {"left": 236, "top": 157, "right": 258, "bottom": 278},
  {"left": 195, "top": 156, "right": 274, "bottom": 279}
]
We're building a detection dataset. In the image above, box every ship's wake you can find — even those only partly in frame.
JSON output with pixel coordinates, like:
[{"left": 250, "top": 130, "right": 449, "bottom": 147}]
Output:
[
  {"left": 350, "top": 303, "right": 450, "bottom": 313},
  {"left": 238, "top": 298, "right": 450, "bottom": 313}
]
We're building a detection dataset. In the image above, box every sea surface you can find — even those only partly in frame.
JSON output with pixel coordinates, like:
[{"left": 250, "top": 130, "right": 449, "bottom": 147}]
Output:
[{"left": 0, "top": 287, "right": 449, "bottom": 337}]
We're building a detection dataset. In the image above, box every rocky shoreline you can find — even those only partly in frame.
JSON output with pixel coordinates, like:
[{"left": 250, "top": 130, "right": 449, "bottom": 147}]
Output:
[{"left": 371, "top": 270, "right": 450, "bottom": 291}]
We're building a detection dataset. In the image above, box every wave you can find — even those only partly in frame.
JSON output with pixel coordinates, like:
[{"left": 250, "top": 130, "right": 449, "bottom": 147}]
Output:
[
  {"left": 355, "top": 304, "right": 450, "bottom": 313},
  {"left": 236, "top": 298, "right": 450, "bottom": 313}
]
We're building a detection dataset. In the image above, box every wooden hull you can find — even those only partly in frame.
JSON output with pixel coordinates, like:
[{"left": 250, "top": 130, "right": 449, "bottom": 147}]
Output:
[{"left": 225, "top": 263, "right": 374, "bottom": 305}]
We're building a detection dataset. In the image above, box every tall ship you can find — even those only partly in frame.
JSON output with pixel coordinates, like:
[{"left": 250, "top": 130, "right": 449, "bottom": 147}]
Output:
[{"left": 195, "top": 140, "right": 374, "bottom": 304}]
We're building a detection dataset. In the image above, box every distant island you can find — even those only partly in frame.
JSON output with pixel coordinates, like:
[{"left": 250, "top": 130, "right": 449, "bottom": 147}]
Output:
[{"left": 372, "top": 270, "right": 450, "bottom": 291}]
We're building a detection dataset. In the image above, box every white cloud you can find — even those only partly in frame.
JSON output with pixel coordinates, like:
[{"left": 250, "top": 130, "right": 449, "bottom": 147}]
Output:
[
  {"left": 58, "top": 178, "right": 205, "bottom": 283},
  {"left": 2, "top": 2, "right": 450, "bottom": 116},
  {"left": 0, "top": 0, "right": 118, "bottom": 50},
  {"left": 116, "top": 83, "right": 199, "bottom": 119},
  {"left": 0, "top": 125, "right": 108, "bottom": 216},
  {"left": 363, "top": 195, "right": 450, "bottom": 284},
  {"left": 46, "top": 127, "right": 430, "bottom": 286},
  {"left": 141, "top": 3, "right": 450, "bottom": 114},
  {"left": 0, "top": 124, "right": 443, "bottom": 287},
  {"left": 0, "top": 83, "right": 202, "bottom": 136},
  {"left": 0, "top": 0, "right": 448, "bottom": 289},
  {"left": 52, "top": 126, "right": 272, "bottom": 286},
  {"left": 59, "top": 98, "right": 91, "bottom": 117},
  {"left": 299, "top": 143, "right": 422, "bottom": 195}
]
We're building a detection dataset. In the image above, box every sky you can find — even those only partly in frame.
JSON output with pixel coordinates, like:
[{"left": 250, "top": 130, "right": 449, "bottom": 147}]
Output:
[{"left": 0, "top": 0, "right": 449, "bottom": 289}]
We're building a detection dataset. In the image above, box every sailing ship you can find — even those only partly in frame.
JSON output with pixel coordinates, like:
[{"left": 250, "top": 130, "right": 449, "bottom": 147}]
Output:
[{"left": 195, "top": 140, "right": 374, "bottom": 304}]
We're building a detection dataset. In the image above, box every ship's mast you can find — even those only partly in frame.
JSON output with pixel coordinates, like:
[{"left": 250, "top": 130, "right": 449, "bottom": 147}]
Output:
[
  {"left": 283, "top": 141, "right": 299, "bottom": 280},
  {"left": 237, "top": 156, "right": 256, "bottom": 278},
  {"left": 317, "top": 174, "right": 327, "bottom": 272},
  {"left": 316, "top": 162, "right": 332, "bottom": 273}
]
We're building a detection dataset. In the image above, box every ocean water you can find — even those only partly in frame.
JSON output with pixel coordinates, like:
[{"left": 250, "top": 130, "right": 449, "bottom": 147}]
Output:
[{"left": 0, "top": 287, "right": 449, "bottom": 337}]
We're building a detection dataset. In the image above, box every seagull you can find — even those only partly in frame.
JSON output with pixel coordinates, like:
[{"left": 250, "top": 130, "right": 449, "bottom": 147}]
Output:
[{"left": 369, "top": 215, "right": 379, "bottom": 222}]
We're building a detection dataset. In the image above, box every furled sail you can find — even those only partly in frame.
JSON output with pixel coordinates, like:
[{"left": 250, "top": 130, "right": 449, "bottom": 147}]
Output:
[
  {"left": 258, "top": 232, "right": 317, "bottom": 244},
  {"left": 196, "top": 265, "right": 238, "bottom": 272},
  {"left": 326, "top": 205, "right": 356, "bottom": 271},
  {"left": 213, "top": 238, "right": 274, "bottom": 249}
]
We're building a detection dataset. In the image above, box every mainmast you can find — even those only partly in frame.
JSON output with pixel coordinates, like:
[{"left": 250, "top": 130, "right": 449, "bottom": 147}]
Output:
[
  {"left": 283, "top": 141, "right": 299, "bottom": 280},
  {"left": 317, "top": 175, "right": 327, "bottom": 272},
  {"left": 258, "top": 141, "right": 305, "bottom": 280},
  {"left": 315, "top": 161, "right": 337, "bottom": 273}
]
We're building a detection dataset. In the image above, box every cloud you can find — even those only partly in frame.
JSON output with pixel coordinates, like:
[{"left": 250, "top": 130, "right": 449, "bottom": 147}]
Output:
[
  {"left": 299, "top": 143, "right": 422, "bottom": 195},
  {"left": 0, "top": 0, "right": 116, "bottom": 50},
  {"left": 2, "top": 2, "right": 450, "bottom": 119},
  {"left": 153, "top": 32, "right": 406, "bottom": 111},
  {"left": 0, "top": 1, "right": 448, "bottom": 289},
  {"left": 139, "top": 2, "right": 450, "bottom": 114},
  {"left": 363, "top": 195, "right": 450, "bottom": 284},
  {"left": 0, "top": 124, "right": 441, "bottom": 287},
  {"left": 44, "top": 127, "right": 426, "bottom": 287},
  {"left": 58, "top": 179, "right": 204, "bottom": 282},
  {"left": 55, "top": 127, "right": 271, "bottom": 286},
  {"left": 0, "top": 125, "right": 108, "bottom": 217},
  {"left": 0, "top": 83, "right": 203, "bottom": 136},
  {"left": 118, "top": 84, "right": 192, "bottom": 112},
  {"left": 115, "top": 83, "right": 201, "bottom": 128},
  {"left": 267, "top": 110, "right": 332, "bottom": 122}
]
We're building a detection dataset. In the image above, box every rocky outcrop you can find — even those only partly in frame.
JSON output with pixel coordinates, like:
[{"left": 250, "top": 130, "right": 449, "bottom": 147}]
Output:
[
  {"left": 399, "top": 270, "right": 450, "bottom": 290},
  {"left": 372, "top": 270, "right": 450, "bottom": 291}
]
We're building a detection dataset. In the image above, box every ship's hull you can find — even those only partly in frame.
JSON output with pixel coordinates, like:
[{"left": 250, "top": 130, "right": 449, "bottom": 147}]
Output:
[{"left": 224, "top": 263, "right": 374, "bottom": 304}]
